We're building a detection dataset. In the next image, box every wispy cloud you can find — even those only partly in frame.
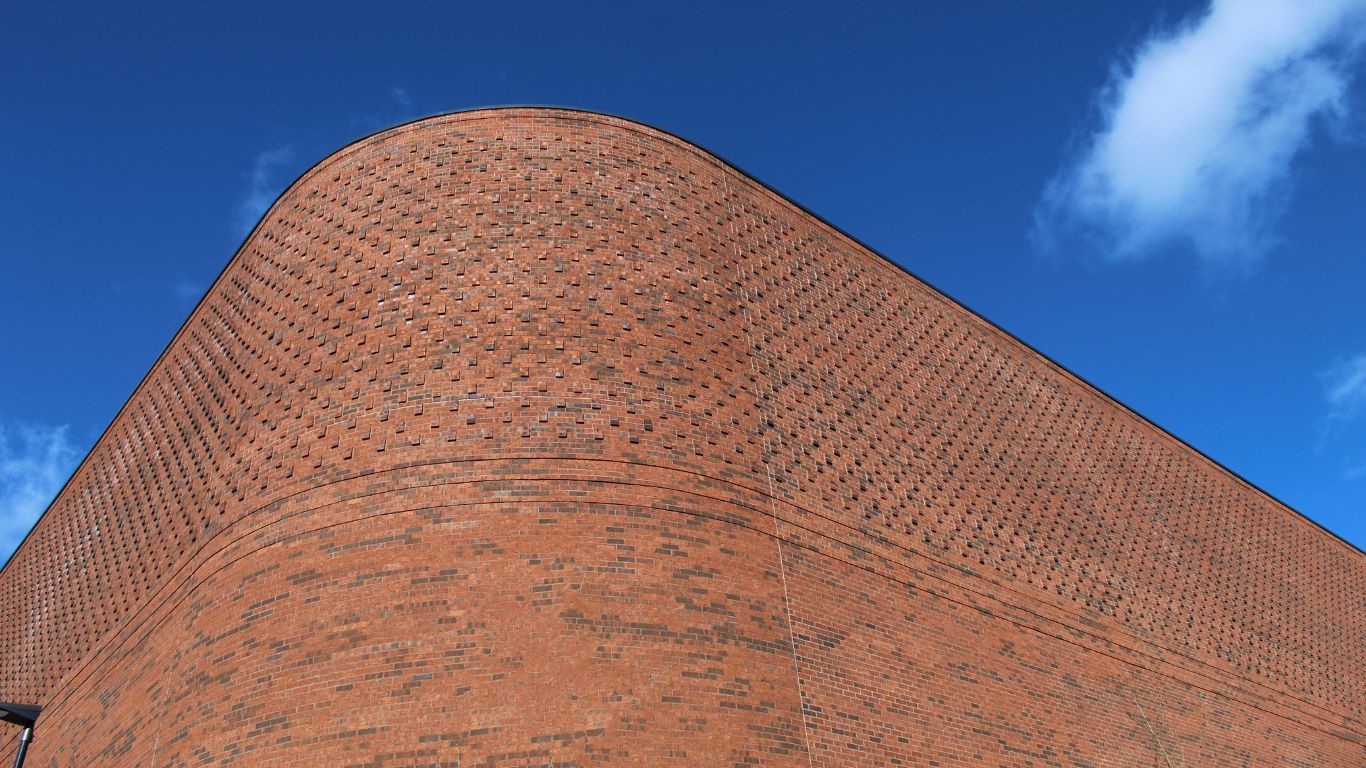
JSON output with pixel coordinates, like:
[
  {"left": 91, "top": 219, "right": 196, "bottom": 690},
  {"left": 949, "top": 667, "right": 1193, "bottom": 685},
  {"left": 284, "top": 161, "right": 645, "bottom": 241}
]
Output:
[
  {"left": 349, "top": 85, "right": 421, "bottom": 134},
  {"left": 1036, "top": 0, "right": 1366, "bottom": 269},
  {"left": 172, "top": 276, "right": 202, "bottom": 303},
  {"left": 235, "top": 145, "right": 295, "bottom": 238},
  {"left": 1324, "top": 354, "right": 1366, "bottom": 421},
  {"left": 0, "top": 422, "right": 81, "bottom": 563},
  {"left": 1318, "top": 354, "right": 1366, "bottom": 477}
]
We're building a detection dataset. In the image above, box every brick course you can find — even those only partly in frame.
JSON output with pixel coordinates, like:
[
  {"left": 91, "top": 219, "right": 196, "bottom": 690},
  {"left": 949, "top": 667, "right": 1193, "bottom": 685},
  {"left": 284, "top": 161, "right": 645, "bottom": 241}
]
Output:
[{"left": 0, "top": 107, "right": 1361, "bottom": 766}]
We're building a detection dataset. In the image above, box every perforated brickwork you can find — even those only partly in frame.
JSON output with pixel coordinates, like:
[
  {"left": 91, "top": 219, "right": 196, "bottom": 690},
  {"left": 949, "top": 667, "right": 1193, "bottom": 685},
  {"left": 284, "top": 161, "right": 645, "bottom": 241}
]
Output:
[{"left": 1, "top": 108, "right": 1361, "bottom": 767}]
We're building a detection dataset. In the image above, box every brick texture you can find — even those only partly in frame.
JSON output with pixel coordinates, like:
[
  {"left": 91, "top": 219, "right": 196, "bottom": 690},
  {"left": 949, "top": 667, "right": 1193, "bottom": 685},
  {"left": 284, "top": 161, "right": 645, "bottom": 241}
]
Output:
[{"left": 0, "top": 107, "right": 1361, "bottom": 767}]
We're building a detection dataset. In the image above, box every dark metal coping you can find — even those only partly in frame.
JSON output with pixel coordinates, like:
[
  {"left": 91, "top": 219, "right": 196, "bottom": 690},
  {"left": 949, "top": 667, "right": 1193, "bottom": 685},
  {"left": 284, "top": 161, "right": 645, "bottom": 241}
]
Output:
[{"left": 3, "top": 104, "right": 1360, "bottom": 579}]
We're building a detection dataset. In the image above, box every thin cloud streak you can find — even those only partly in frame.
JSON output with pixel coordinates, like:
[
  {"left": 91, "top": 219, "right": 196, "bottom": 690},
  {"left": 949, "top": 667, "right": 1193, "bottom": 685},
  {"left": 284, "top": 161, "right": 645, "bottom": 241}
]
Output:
[
  {"left": 235, "top": 145, "right": 295, "bottom": 237},
  {"left": 349, "top": 85, "right": 420, "bottom": 134},
  {"left": 0, "top": 421, "right": 81, "bottom": 563},
  {"left": 173, "top": 276, "right": 202, "bottom": 302},
  {"left": 1036, "top": 0, "right": 1366, "bottom": 269},
  {"left": 1318, "top": 353, "right": 1366, "bottom": 478},
  {"left": 1324, "top": 354, "right": 1366, "bottom": 421}
]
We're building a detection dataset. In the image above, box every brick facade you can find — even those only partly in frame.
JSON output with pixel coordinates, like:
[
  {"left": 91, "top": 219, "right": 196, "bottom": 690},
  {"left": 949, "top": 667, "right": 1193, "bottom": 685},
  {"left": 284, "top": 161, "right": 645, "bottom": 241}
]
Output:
[{"left": 1, "top": 107, "right": 1361, "bottom": 766}]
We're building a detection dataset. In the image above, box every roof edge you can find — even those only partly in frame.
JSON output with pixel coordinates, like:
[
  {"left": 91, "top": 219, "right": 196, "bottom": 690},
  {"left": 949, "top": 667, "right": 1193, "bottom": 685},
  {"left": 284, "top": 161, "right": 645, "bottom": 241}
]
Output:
[{"left": 4, "top": 104, "right": 1359, "bottom": 577}]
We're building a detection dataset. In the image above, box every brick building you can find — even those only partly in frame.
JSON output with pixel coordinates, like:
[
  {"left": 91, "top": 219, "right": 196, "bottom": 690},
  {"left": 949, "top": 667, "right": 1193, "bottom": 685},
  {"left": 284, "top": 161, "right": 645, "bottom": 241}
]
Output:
[{"left": 1, "top": 107, "right": 1361, "bottom": 766}]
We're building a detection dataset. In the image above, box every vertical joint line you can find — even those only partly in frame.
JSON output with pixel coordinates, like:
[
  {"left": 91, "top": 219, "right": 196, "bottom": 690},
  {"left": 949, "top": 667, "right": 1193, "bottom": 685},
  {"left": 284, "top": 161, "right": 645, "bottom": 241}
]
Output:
[{"left": 721, "top": 168, "right": 817, "bottom": 768}]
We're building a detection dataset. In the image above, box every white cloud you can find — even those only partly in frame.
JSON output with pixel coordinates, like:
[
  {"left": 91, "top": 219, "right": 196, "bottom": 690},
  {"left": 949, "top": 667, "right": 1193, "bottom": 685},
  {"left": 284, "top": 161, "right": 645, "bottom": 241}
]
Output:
[
  {"left": 0, "top": 422, "right": 81, "bottom": 563},
  {"left": 1037, "top": 0, "right": 1366, "bottom": 269},
  {"left": 1318, "top": 354, "right": 1366, "bottom": 478},
  {"left": 235, "top": 146, "right": 295, "bottom": 238},
  {"left": 1324, "top": 353, "right": 1366, "bottom": 420}
]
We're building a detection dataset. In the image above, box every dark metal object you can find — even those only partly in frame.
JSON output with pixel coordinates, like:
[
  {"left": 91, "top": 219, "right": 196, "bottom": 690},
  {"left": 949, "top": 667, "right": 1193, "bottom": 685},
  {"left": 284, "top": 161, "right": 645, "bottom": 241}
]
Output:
[
  {"left": 11, "top": 727, "right": 32, "bottom": 768},
  {"left": 0, "top": 704, "right": 39, "bottom": 768},
  {"left": 0, "top": 705, "right": 38, "bottom": 730}
]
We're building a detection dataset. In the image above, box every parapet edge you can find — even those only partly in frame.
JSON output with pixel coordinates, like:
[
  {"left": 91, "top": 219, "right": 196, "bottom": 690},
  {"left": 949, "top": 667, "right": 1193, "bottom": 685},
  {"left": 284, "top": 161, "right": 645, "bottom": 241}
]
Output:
[{"left": 5, "top": 104, "right": 1359, "bottom": 584}]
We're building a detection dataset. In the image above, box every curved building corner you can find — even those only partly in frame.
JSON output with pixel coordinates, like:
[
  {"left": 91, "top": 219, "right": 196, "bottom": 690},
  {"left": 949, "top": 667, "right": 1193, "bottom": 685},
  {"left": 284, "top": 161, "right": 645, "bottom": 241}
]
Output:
[{"left": 0, "top": 107, "right": 1361, "bottom": 767}]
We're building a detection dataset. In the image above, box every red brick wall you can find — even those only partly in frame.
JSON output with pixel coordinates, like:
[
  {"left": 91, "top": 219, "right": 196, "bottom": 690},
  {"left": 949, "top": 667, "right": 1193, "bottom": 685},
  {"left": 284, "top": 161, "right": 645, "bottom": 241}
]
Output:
[{"left": 1, "top": 108, "right": 1361, "bottom": 766}]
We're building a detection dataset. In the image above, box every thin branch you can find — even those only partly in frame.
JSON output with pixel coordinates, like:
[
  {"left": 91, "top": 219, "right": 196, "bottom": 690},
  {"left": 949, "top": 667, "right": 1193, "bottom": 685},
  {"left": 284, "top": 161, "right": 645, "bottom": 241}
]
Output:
[{"left": 1130, "top": 694, "right": 1178, "bottom": 768}]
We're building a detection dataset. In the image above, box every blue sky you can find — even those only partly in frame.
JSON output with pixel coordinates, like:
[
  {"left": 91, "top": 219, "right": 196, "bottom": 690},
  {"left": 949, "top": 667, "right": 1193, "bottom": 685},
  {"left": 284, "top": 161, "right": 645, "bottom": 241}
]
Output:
[{"left": 2, "top": 0, "right": 1364, "bottom": 559}]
